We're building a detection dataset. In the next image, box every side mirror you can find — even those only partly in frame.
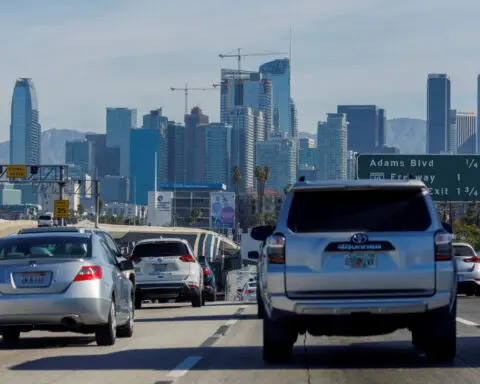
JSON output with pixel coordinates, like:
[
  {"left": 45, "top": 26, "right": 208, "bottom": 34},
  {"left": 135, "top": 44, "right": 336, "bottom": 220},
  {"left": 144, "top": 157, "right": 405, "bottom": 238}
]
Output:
[
  {"left": 119, "top": 259, "right": 135, "bottom": 271},
  {"left": 442, "top": 222, "right": 453, "bottom": 234},
  {"left": 250, "top": 225, "right": 274, "bottom": 242},
  {"left": 248, "top": 251, "right": 259, "bottom": 259}
]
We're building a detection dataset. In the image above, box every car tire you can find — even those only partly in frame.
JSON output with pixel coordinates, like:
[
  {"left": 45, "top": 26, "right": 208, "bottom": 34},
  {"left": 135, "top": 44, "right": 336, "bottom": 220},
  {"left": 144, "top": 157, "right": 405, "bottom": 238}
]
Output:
[
  {"left": 192, "top": 290, "right": 202, "bottom": 308},
  {"left": 262, "top": 316, "right": 296, "bottom": 363},
  {"left": 424, "top": 304, "right": 457, "bottom": 362},
  {"left": 135, "top": 295, "right": 143, "bottom": 310},
  {"left": 95, "top": 300, "right": 117, "bottom": 346},
  {"left": 117, "top": 296, "right": 134, "bottom": 338},
  {"left": 2, "top": 329, "right": 20, "bottom": 345},
  {"left": 257, "top": 297, "right": 265, "bottom": 319}
]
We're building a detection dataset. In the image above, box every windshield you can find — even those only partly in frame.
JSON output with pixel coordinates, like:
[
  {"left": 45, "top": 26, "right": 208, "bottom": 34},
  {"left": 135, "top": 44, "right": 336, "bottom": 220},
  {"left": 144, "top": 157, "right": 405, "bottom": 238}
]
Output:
[
  {"left": 453, "top": 245, "right": 475, "bottom": 257},
  {"left": 0, "top": 236, "right": 91, "bottom": 259},
  {"left": 288, "top": 188, "right": 431, "bottom": 233},
  {"left": 132, "top": 242, "right": 188, "bottom": 257},
  {"left": 38, "top": 215, "right": 52, "bottom": 220}
]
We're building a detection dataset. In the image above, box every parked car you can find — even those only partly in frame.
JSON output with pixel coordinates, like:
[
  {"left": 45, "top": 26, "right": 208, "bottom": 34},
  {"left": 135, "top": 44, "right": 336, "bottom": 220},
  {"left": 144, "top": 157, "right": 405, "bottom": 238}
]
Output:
[
  {"left": 130, "top": 238, "right": 204, "bottom": 309},
  {"left": 242, "top": 282, "right": 257, "bottom": 302},
  {"left": 251, "top": 179, "right": 457, "bottom": 363},
  {"left": 454, "top": 242, "right": 480, "bottom": 296},
  {"left": 0, "top": 231, "right": 135, "bottom": 346},
  {"left": 198, "top": 255, "right": 217, "bottom": 302}
]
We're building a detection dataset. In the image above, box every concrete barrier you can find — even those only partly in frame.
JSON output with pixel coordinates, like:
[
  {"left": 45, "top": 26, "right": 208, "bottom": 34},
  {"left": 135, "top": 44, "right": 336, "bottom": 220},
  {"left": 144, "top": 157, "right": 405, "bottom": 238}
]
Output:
[{"left": 0, "top": 221, "right": 37, "bottom": 237}]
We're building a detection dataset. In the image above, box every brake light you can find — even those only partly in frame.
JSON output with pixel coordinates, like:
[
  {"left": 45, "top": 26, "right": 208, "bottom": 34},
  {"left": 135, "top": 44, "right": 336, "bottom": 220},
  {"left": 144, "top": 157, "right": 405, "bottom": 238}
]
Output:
[
  {"left": 434, "top": 230, "right": 452, "bottom": 261},
  {"left": 73, "top": 266, "right": 102, "bottom": 282},
  {"left": 180, "top": 254, "right": 195, "bottom": 262},
  {"left": 244, "top": 289, "right": 254, "bottom": 294},
  {"left": 266, "top": 234, "right": 286, "bottom": 264},
  {"left": 131, "top": 256, "right": 141, "bottom": 263},
  {"left": 464, "top": 256, "right": 480, "bottom": 263},
  {"left": 202, "top": 267, "right": 210, "bottom": 275}
]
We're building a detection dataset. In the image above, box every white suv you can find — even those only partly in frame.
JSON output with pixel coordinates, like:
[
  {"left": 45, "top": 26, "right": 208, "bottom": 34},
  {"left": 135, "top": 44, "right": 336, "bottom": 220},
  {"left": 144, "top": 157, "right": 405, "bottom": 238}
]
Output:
[
  {"left": 130, "top": 238, "right": 204, "bottom": 309},
  {"left": 37, "top": 213, "right": 54, "bottom": 227}
]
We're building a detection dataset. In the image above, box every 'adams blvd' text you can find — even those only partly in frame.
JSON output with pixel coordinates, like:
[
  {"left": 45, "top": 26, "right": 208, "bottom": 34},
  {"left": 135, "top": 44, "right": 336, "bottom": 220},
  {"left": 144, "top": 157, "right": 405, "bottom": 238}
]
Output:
[{"left": 369, "top": 159, "right": 435, "bottom": 168}]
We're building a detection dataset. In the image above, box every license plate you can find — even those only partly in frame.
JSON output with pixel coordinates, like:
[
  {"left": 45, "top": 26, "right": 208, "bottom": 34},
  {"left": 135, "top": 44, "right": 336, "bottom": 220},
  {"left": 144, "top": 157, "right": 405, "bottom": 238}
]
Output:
[
  {"left": 344, "top": 253, "right": 376, "bottom": 269},
  {"left": 153, "top": 264, "right": 168, "bottom": 272},
  {"left": 458, "top": 275, "right": 464, "bottom": 282},
  {"left": 17, "top": 272, "right": 49, "bottom": 287}
]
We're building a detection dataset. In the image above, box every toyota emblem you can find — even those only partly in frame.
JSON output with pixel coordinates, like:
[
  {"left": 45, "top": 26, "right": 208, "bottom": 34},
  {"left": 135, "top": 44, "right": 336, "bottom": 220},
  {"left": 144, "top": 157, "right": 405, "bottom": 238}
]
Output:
[{"left": 351, "top": 233, "right": 368, "bottom": 244}]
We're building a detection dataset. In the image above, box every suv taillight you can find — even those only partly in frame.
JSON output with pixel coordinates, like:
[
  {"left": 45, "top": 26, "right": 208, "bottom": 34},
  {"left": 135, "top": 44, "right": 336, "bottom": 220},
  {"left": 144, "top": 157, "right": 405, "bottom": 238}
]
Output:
[
  {"left": 266, "top": 234, "right": 286, "bottom": 264},
  {"left": 180, "top": 254, "right": 195, "bottom": 263},
  {"left": 434, "top": 230, "right": 452, "bottom": 261},
  {"left": 202, "top": 267, "right": 210, "bottom": 275},
  {"left": 74, "top": 266, "right": 102, "bottom": 282}
]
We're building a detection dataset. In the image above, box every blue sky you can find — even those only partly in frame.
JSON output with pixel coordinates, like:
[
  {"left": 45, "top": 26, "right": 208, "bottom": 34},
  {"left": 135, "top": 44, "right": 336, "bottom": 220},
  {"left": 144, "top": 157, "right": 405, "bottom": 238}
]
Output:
[{"left": 0, "top": 0, "right": 479, "bottom": 140}]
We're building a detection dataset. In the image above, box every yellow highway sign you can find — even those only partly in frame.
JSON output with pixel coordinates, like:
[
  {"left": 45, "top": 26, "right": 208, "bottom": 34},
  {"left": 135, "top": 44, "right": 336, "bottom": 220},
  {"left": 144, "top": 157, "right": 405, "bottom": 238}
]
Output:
[
  {"left": 54, "top": 200, "right": 69, "bottom": 219},
  {"left": 6, "top": 165, "right": 27, "bottom": 179}
]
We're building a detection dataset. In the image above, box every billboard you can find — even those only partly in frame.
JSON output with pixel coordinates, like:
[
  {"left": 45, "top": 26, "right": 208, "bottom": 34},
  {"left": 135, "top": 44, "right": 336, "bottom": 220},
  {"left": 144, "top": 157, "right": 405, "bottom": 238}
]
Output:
[
  {"left": 147, "top": 191, "right": 173, "bottom": 226},
  {"left": 210, "top": 192, "right": 235, "bottom": 229}
]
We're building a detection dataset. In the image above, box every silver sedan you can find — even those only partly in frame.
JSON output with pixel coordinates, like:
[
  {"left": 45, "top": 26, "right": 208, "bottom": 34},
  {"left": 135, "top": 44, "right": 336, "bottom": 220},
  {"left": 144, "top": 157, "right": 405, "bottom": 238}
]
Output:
[{"left": 0, "top": 232, "right": 135, "bottom": 346}]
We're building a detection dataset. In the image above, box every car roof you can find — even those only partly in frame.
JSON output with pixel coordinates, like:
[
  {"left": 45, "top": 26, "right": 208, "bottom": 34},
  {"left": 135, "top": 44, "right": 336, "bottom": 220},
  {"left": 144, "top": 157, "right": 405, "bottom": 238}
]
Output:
[
  {"left": 453, "top": 242, "right": 473, "bottom": 247},
  {"left": 18, "top": 226, "right": 108, "bottom": 235},
  {"left": 292, "top": 179, "right": 427, "bottom": 191},
  {"left": 134, "top": 237, "right": 189, "bottom": 246},
  {"left": 6, "top": 232, "right": 92, "bottom": 240}
]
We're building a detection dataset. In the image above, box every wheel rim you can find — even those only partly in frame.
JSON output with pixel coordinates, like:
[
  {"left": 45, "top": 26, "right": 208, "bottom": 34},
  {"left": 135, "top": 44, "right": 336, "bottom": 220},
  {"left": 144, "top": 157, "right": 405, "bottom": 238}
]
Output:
[{"left": 111, "top": 302, "right": 116, "bottom": 334}]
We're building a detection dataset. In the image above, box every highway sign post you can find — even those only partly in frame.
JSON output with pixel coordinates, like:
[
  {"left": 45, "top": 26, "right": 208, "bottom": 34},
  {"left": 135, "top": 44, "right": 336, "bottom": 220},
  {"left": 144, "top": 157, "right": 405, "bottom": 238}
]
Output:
[
  {"left": 54, "top": 199, "right": 69, "bottom": 219},
  {"left": 357, "top": 154, "right": 480, "bottom": 201},
  {"left": 6, "top": 165, "right": 27, "bottom": 179}
]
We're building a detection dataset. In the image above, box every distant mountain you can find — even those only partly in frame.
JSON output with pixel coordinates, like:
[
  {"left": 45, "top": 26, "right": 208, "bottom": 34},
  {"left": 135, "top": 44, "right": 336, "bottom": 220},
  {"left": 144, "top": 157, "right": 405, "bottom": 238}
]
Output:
[
  {"left": 298, "top": 118, "right": 427, "bottom": 154},
  {"left": 386, "top": 118, "right": 426, "bottom": 154},
  {"left": 0, "top": 128, "right": 91, "bottom": 165}
]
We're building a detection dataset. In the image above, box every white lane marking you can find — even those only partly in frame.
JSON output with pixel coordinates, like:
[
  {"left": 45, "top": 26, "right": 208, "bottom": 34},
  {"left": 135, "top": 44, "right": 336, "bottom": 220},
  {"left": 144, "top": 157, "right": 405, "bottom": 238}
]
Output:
[
  {"left": 167, "top": 356, "right": 202, "bottom": 378},
  {"left": 225, "top": 319, "right": 238, "bottom": 326},
  {"left": 456, "top": 317, "right": 479, "bottom": 327}
]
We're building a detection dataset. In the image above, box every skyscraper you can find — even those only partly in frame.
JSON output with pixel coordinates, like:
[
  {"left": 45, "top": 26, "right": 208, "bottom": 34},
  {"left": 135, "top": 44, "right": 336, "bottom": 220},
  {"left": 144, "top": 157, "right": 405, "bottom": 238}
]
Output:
[
  {"left": 185, "top": 107, "right": 209, "bottom": 182},
  {"left": 336, "top": 105, "right": 380, "bottom": 153},
  {"left": 289, "top": 97, "right": 298, "bottom": 138},
  {"left": 231, "top": 106, "right": 255, "bottom": 192},
  {"left": 259, "top": 58, "right": 291, "bottom": 135},
  {"left": 378, "top": 108, "right": 386, "bottom": 147},
  {"left": 453, "top": 110, "right": 477, "bottom": 154},
  {"left": 255, "top": 131, "right": 296, "bottom": 194},
  {"left": 317, "top": 113, "right": 348, "bottom": 180},
  {"left": 167, "top": 123, "right": 186, "bottom": 183},
  {"left": 427, "top": 74, "right": 451, "bottom": 154},
  {"left": 204, "top": 123, "right": 232, "bottom": 185},
  {"left": 106, "top": 107, "right": 137, "bottom": 178},
  {"left": 65, "top": 140, "right": 94, "bottom": 176},
  {"left": 10, "top": 78, "right": 41, "bottom": 164}
]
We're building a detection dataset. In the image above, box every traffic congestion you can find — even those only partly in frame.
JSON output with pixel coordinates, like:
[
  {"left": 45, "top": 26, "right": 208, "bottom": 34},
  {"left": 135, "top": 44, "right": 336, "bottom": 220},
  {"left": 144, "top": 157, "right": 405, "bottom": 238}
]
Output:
[{"left": 1, "top": 178, "right": 480, "bottom": 383}]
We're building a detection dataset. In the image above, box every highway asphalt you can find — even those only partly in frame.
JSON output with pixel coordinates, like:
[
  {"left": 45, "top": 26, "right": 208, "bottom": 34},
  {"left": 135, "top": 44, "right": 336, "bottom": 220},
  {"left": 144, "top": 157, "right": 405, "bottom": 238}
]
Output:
[{"left": 2, "top": 297, "right": 480, "bottom": 383}]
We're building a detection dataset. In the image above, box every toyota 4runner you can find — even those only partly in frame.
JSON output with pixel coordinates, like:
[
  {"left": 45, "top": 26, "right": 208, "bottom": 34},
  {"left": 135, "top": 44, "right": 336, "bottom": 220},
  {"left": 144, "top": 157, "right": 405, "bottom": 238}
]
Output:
[{"left": 250, "top": 179, "right": 456, "bottom": 363}]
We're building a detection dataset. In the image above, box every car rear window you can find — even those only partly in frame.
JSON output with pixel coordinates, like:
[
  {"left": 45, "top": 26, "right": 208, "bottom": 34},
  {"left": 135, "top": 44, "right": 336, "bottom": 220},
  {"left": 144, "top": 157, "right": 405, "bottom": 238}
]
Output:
[
  {"left": 453, "top": 245, "right": 475, "bottom": 257},
  {"left": 132, "top": 242, "right": 188, "bottom": 257},
  {"left": 287, "top": 188, "right": 432, "bottom": 233},
  {"left": 0, "top": 236, "right": 91, "bottom": 259},
  {"left": 38, "top": 215, "right": 52, "bottom": 220}
]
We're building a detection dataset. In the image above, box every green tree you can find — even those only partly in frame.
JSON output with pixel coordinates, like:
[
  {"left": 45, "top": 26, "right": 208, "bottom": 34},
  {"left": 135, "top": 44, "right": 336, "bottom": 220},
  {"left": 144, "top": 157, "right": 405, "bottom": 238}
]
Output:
[
  {"left": 454, "top": 221, "right": 480, "bottom": 249},
  {"left": 465, "top": 202, "right": 477, "bottom": 225},
  {"left": 77, "top": 203, "right": 86, "bottom": 216},
  {"left": 188, "top": 208, "right": 203, "bottom": 225},
  {"left": 255, "top": 165, "right": 271, "bottom": 214}
]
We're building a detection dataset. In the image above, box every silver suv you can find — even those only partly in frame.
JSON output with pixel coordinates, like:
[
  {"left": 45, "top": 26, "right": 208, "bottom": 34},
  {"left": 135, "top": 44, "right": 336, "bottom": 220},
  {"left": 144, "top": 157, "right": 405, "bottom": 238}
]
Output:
[{"left": 250, "top": 179, "right": 457, "bottom": 364}]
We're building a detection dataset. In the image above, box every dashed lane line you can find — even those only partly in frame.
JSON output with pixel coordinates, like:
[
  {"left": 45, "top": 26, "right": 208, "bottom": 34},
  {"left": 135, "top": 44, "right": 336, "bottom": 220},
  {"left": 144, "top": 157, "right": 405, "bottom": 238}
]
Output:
[
  {"left": 456, "top": 317, "right": 479, "bottom": 327},
  {"left": 167, "top": 356, "right": 203, "bottom": 378}
]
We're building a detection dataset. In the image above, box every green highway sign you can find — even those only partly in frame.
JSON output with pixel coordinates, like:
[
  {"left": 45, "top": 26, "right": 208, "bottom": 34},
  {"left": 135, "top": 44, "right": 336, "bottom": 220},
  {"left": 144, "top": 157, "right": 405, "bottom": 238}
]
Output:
[{"left": 357, "top": 154, "right": 480, "bottom": 201}]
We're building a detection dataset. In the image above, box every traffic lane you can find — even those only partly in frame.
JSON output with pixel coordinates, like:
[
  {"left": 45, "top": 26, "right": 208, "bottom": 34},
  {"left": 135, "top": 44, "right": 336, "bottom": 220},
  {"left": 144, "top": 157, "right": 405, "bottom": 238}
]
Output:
[
  {"left": 178, "top": 305, "right": 480, "bottom": 384},
  {"left": 458, "top": 296, "right": 480, "bottom": 325},
  {"left": 2, "top": 302, "right": 251, "bottom": 384}
]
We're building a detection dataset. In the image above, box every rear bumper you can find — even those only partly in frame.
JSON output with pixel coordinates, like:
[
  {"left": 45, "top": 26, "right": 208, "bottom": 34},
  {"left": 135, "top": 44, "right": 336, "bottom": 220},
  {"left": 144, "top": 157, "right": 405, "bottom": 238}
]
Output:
[
  {"left": 202, "top": 285, "right": 216, "bottom": 298},
  {"left": 0, "top": 296, "right": 110, "bottom": 326},
  {"left": 136, "top": 282, "right": 199, "bottom": 300}
]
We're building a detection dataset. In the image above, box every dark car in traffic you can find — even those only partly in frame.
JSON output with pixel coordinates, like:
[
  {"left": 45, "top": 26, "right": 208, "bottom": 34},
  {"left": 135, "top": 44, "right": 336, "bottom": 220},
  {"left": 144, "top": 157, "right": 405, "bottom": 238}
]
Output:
[{"left": 198, "top": 255, "right": 217, "bottom": 301}]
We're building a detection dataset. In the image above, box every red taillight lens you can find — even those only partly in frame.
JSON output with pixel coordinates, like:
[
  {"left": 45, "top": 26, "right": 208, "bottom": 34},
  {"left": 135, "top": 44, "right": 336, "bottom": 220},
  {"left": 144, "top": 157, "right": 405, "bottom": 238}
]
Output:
[
  {"left": 202, "top": 267, "right": 210, "bottom": 275},
  {"left": 73, "top": 266, "right": 102, "bottom": 282},
  {"left": 464, "top": 256, "right": 480, "bottom": 263},
  {"left": 131, "top": 256, "right": 141, "bottom": 263},
  {"left": 266, "top": 234, "right": 286, "bottom": 264},
  {"left": 244, "top": 289, "right": 254, "bottom": 294},
  {"left": 179, "top": 254, "right": 195, "bottom": 263},
  {"left": 434, "top": 230, "right": 452, "bottom": 261}
]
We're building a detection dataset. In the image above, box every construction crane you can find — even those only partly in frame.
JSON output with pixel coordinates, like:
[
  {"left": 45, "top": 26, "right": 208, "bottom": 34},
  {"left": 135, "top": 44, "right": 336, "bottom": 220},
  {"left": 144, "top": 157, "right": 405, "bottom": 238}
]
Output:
[
  {"left": 169, "top": 82, "right": 219, "bottom": 115},
  {"left": 218, "top": 48, "right": 288, "bottom": 73}
]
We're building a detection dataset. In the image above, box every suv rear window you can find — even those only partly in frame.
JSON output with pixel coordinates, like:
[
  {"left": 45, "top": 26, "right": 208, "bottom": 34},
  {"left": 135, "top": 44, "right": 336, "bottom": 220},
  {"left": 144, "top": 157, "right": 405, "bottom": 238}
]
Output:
[
  {"left": 453, "top": 245, "right": 475, "bottom": 257},
  {"left": 287, "top": 188, "right": 432, "bottom": 232},
  {"left": 132, "top": 242, "right": 188, "bottom": 257},
  {"left": 38, "top": 215, "right": 52, "bottom": 220}
]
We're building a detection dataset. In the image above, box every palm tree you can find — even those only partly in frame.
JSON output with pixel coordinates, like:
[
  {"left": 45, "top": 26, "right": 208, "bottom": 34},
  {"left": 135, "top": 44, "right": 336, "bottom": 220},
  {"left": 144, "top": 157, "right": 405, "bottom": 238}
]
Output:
[
  {"left": 255, "top": 165, "right": 271, "bottom": 214},
  {"left": 233, "top": 166, "right": 242, "bottom": 234},
  {"left": 188, "top": 208, "right": 203, "bottom": 225}
]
